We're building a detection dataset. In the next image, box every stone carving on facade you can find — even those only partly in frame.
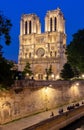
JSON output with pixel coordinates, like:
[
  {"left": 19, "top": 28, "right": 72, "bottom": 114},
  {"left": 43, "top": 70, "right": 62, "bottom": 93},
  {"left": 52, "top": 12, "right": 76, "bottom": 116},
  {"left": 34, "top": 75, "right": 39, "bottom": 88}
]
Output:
[{"left": 18, "top": 8, "right": 67, "bottom": 80}]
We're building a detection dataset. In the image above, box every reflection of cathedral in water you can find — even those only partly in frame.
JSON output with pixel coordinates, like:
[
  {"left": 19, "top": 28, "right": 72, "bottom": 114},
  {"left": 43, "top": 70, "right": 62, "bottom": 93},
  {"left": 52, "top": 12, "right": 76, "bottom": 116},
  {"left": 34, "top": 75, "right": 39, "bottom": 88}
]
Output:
[{"left": 18, "top": 8, "right": 66, "bottom": 80}]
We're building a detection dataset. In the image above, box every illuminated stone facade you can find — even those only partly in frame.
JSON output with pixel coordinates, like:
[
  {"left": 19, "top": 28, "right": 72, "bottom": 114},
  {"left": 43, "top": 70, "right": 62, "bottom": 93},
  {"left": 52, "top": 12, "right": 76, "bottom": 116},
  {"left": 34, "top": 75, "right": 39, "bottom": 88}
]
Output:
[
  {"left": 18, "top": 8, "right": 66, "bottom": 80},
  {"left": 0, "top": 80, "right": 84, "bottom": 124}
]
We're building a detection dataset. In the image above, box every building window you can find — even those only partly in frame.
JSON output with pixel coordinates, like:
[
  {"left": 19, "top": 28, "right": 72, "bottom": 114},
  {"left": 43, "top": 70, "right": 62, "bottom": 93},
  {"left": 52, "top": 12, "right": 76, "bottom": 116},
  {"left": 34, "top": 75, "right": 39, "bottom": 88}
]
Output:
[
  {"left": 50, "top": 18, "right": 52, "bottom": 32},
  {"left": 54, "top": 17, "right": 57, "bottom": 31},
  {"left": 38, "top": 74, "right": 43, "bottom": 80},
  {"left": 50, "top": 51, "right": 52, "bottom": 56},
  {"left": 55, "top": 51, "right": 57, "bottom": 57},
  {"left": 29, "top": 52, "right": 31, "bottom": 58},
  {"left": 25, "top": 53, "right": 27, "bottom": 58},
  {"left": 25, "top": 21, "right": 27, "bottom": 34},
  {"left": 29, "top": 21, "right": 32, "bottom": 34}
]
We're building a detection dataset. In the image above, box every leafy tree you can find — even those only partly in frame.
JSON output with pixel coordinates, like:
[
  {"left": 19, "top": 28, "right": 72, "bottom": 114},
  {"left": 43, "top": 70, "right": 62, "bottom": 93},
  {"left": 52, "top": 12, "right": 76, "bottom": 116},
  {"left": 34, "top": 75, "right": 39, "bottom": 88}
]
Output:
[
  {"left": 67, "top": 29, "right": 84, "bottom": 74},
  {"left": 0, "top": 12, "right": 13, "bottom": 88},
  {"left": 60, "top": 62, "right": 74, "bottom": 80},
  {"left": 0, "top": 12, "right": 12, "bottom": 45},
  {"left": 0, "top": 58, "right": 15, "bottom": 87},
  {"left": 45, "top": 65, "right": 52, "bottom": 80},
  {"left": 0, "top": 44, "right": 3, "bottom": 58},
  {"left": 13, "top": 71, "right": 23, "bottom": 80},
  {"left": 0, "top": 46, "right": 15, "bottom": 88},
  {"left": 23, "top": 62, "right": 33, "bottom": 78},
  {"left": 72, "top": 67, "right": 80, "bottom": 78}
]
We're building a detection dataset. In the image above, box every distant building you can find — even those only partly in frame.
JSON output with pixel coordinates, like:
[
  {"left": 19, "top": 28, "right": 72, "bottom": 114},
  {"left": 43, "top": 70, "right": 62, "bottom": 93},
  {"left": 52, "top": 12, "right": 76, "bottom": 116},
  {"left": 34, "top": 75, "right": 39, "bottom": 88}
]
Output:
[{"left": 18, "top": 8, "right": 66, "bottom": 80}]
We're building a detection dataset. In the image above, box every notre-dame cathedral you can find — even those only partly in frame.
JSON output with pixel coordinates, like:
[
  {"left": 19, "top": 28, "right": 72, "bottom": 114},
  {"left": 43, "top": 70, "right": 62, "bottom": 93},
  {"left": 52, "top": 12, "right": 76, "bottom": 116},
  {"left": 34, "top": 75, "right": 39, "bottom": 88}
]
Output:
[{"left": 18, "top": 8, "right": 66, "bottom": 80}]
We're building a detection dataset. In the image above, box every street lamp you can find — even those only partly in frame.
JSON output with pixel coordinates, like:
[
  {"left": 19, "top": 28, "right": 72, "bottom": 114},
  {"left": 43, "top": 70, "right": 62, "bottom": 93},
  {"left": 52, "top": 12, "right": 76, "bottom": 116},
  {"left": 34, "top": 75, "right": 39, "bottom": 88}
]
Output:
[
  {"left": 51, "top": 74, "right": 54, "bottom": 80},
  {"left": 76, "top": 82, "right": 79, "bottom": 86},
  {"left": 81, "top": 74, "right": 84, "bottom": 79},
  {"left": 26, "top": 73, "right": 29, "bottom": 79}
]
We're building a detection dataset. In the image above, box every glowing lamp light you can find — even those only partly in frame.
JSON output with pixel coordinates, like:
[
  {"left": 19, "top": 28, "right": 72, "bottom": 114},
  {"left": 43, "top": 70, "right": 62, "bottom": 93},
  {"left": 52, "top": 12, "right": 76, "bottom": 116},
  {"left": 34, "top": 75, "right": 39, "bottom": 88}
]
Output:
[
  {"left": 82, "top": 74, "right": 84, "bottom": 78},
  {"left": 51, "top": 74, "right": 54, "bottom": 78},
  {"left": 76, "top": 82, "right": 79, "bottom": 86},
  {"left": 35, "top": 55, "right": 37, "bottom": 58},
  {"left": 56, "top": 75, "right": 60, "bottom": 79},
  {"left": 26, "top": 73, "right": 29, "bottom": 76},
  {"left": 44, "top": 74, "right": 47, "bottom": 77},
  {"left": 36, "top": 74, "right": 38, "bottom": 77}
]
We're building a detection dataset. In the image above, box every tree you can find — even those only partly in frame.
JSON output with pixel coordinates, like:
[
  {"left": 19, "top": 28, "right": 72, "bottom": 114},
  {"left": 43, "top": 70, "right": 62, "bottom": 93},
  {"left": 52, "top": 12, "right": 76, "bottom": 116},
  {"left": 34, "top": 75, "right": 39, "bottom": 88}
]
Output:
[
  {"left": 0, "top": 12, "right": 13, "bottom": 88},
  {"left": 0, "top": 58, "right": 15, "bottom": 87},
  {"left": 23, "top": 62, "right": 33, "bottom": 78},
  {"left": 67, "top": 29, "right": 84, "bottom": 74},
  {"left": 72, "top": 67, "right": 80, "bottom": 78},
  {"left": 0, "top": 44, "right": 3, "bottom": 58},
  {"left": 0, "top": 12, "right": 12, "bottom": 45},
  {"left": 45, "top": 65, "right": 52, "bottom": 80},
  {"left": 60, "top": 63, "right": 74, "bottom": 80}
]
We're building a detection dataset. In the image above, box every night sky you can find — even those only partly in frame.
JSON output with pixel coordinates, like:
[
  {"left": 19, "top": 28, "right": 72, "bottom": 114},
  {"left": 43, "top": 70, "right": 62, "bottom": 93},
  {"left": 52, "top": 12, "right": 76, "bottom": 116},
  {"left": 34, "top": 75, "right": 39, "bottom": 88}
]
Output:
[{"left": 0, "top": 0, "right": 84, "bottom": 62}]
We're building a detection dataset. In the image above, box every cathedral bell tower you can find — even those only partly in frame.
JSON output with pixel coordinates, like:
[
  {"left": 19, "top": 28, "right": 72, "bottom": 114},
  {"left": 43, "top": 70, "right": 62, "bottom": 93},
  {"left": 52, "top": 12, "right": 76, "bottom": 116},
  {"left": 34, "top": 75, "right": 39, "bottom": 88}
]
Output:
[{"left": 20, "top": 14, "right": 41, "bottom": 35}]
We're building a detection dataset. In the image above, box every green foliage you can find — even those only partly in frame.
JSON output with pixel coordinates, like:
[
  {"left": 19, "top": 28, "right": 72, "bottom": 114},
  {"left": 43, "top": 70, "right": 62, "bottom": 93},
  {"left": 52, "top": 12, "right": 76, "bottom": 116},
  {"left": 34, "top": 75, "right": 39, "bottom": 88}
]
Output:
[
  {"left": 72, "top": 67, "right": 80, "bottom": 78},
  {"left": 0, "top": 42, "right": 15, "bottom": 88},
  {"left": 45, "top": 65, "right": 52, "bottom": 80},
  {"left": 0, "top": 12, "right": 12, "bottom": 45},
  {"left": 60, "top": 63, "right": 74, "bottom": 80},
  {"left": 0, "top": 44, "right": 3, "bottom": 58},
  {"left": 0, "top": 12, "right": 13, "bottom": 89},
  {"left": 67, "top": 29, "right": 84, "bottom": 73},
  {"left": 0, "top": 58, "right": 15, "bottom": 87},
  {"left": 23, "top": 62, "right": 33, "bottom": 78}
]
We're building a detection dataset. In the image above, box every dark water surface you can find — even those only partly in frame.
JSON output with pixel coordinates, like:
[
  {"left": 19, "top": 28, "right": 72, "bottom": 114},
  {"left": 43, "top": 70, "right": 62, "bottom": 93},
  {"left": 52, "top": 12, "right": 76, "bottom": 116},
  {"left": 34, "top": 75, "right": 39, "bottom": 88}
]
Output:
[{"left": 60, "top": 117, "right": 84, "bottom": 130}]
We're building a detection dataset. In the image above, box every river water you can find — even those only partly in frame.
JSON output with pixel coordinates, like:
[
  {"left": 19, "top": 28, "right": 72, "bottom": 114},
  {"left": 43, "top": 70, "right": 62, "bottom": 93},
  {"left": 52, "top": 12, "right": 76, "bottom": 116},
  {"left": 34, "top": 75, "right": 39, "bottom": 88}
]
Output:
[{"left": 60, "top": 117, "right": 84, "bottom": 130}]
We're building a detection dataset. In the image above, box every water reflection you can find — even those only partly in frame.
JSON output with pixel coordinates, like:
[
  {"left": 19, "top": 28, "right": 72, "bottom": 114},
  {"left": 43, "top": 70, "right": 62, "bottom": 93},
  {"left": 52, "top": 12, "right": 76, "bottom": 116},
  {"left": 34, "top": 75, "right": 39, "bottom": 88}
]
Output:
[
  {"left": 76, "top": 126, "right": 84, "bottom": 130},
  {"left": 61, "top": 117, "right": 84, "bottom": 130}
]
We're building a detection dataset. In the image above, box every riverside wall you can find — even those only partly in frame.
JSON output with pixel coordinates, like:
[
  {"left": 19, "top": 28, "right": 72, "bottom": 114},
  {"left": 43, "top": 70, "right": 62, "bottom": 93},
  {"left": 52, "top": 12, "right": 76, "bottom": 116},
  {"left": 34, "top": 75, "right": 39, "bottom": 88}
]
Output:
[
  {"left": 23, "top": 105, "right": 84, "bottom": 130},
  {"left": 0, "top": 80, "right": 84, "bottom": 124}
]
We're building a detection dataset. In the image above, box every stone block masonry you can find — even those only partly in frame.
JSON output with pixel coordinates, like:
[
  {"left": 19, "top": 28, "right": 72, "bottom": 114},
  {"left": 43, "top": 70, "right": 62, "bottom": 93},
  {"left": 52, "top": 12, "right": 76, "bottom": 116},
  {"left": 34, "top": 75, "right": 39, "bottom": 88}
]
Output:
[{"left": 0, "top": 80, "right": 84, "bottom": 124}]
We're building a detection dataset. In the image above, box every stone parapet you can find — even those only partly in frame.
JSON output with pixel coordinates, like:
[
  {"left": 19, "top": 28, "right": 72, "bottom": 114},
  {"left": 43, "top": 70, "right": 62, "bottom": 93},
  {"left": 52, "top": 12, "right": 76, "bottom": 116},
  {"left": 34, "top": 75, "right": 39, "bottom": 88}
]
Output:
[{"left": 0, "top": 80, "right": 84, "bottom": 124}]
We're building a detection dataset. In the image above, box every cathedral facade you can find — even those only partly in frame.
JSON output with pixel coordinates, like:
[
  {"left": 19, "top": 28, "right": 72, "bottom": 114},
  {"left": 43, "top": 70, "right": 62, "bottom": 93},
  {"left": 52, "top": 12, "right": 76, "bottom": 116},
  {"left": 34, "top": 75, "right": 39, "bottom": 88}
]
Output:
[{"left": 18, "top": 8, "right": 66, "bottom": 80}]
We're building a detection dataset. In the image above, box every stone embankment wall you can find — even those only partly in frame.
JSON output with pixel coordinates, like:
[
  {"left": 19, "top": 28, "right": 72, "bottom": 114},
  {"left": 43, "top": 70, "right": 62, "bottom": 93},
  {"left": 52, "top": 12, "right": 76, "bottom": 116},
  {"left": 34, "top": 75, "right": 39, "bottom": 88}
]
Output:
[{"left": 0, "top": 80, "right": 84, "bottom": 124}]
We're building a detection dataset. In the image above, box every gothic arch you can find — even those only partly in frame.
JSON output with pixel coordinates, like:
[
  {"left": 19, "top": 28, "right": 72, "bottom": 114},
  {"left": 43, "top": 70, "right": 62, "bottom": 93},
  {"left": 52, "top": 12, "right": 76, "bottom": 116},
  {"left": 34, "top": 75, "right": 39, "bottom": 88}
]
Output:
[
  {"left": 29, "top": 20, "right": 32, "bottom": 34},
  {"left": 25, "top": 21, "right": 27, "bottom": 34},
  {"left": 50, "top": 17, "right": 52, "bottom": 32},
  {"left": 54, "top": 17, "right": 57, "bottom": 31}
]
